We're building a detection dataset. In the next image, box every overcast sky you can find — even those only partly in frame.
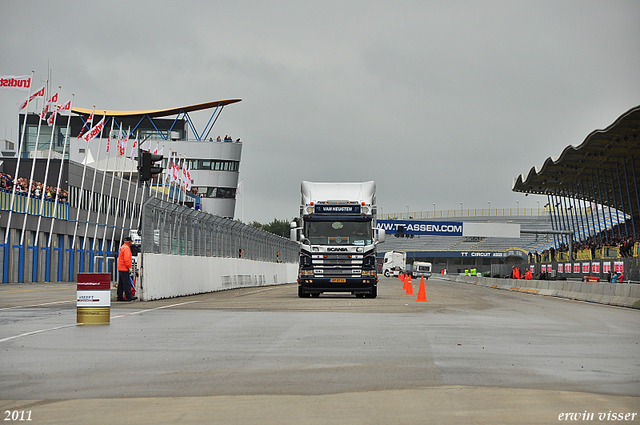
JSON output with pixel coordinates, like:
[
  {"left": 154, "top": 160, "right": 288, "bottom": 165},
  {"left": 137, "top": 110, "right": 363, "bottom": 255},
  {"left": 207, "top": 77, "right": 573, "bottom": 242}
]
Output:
[{"left": 1, "top": 0, "right": 639, "bottom": 223}]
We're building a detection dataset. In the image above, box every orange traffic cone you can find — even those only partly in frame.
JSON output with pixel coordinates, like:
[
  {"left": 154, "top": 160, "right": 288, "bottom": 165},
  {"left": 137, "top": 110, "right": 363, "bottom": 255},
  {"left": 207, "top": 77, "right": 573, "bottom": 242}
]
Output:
[
  {"left": 416, "top": 277, "right": 428, "bottom": 302},
  {"left": 405, "top": 277, "right": 414, "bottom": 295},
  {"left": 402, "top": 274, "right": 408, "bottom": 291}
]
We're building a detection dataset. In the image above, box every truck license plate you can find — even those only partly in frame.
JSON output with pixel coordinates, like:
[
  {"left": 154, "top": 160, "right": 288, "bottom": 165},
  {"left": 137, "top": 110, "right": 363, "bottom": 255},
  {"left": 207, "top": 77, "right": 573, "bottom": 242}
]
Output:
[{"left": 330, "top": 278, "right": 346, "bottom": 283}]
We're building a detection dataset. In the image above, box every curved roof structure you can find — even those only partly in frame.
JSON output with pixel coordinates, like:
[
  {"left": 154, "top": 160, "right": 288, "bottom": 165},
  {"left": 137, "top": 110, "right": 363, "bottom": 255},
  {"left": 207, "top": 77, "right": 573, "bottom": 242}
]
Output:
[
  {"left": 71, "top": 98, "right": 242, "bottom": 118},
  {"left": 512, "top": 105, "right": 640, "bottom": 216}
]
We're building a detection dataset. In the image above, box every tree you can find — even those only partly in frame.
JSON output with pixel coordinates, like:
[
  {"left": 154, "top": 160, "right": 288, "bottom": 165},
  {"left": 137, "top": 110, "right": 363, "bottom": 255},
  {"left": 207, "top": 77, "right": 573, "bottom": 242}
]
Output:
[{"left": 251, "top": 218, "right": 293, "bottom": 238}]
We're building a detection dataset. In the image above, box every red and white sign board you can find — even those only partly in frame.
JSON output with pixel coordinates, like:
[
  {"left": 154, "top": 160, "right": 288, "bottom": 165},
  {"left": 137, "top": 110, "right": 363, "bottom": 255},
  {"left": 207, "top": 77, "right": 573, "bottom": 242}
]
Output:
[
  {"left": 77, "top": 273, "right": 111, "bottom": 324},
  {"left": 614, "top": 261, "right": 624, "bottom": 273}
]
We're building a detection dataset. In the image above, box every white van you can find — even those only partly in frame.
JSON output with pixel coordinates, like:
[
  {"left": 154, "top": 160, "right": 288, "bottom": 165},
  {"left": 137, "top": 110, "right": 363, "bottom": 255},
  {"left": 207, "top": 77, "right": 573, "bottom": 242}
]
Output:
[{"left": 412, "top": 261, "right": 432, "bottom": 279}]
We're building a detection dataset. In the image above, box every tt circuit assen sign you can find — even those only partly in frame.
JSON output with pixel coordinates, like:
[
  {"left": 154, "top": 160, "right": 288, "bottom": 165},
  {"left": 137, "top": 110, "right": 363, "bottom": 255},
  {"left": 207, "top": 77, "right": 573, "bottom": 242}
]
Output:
[{"left": 377, "top": 220, "right": 463, "bottom": 236}]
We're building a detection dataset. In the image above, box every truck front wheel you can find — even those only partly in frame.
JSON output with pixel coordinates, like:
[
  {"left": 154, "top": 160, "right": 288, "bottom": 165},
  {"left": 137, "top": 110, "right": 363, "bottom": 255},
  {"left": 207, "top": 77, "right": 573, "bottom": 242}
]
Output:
[
  {"left": 298, "top": 286, "right": 310, "bottom": 298},
  {"left": 365, "top": 286, "right": 377, "bottom": 298}
]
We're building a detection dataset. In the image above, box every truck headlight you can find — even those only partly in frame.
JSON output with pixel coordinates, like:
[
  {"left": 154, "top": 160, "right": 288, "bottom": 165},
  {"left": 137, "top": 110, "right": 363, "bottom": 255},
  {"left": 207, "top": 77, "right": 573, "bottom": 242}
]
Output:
[
  {"left": 362, "top": 270, "right": 376, "bottom": 276},
  {"left": 300, "top": 270, "right": 314, "bottom": 276}
]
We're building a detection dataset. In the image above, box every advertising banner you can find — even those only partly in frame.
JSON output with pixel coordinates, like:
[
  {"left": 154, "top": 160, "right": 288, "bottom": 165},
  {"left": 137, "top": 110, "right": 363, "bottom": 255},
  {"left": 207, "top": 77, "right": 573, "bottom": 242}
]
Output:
[
  {"left": 377, "top": 220, "right": 462, "bottom": 236},
  {"left": 0, "top": 75, "right": 31, "bottom": 90}
]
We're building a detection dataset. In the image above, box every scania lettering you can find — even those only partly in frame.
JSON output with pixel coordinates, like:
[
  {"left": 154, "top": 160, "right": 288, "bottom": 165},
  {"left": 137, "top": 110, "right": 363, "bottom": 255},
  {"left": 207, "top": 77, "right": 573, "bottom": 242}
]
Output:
[{"left": 291, "top": 181, "right": 385, "bottom": 298}]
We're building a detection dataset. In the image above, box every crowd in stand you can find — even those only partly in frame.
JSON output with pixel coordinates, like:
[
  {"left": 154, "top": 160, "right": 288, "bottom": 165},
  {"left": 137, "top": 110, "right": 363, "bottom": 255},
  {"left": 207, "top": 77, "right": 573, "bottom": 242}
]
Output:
[
  {"left": 530, "top": 218, "right": 638, "bottom": 261},
  {"left": 0, "top": 172, "right": 68, "bottom": 203}
]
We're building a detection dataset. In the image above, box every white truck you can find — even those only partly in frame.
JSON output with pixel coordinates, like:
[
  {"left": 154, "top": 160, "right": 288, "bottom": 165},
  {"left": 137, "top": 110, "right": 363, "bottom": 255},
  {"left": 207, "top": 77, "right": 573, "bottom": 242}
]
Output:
[
  {"left": 291, "top": 181, "right": 385, "bottom": 298},
  {"left": 382, "top": 250, "right": 406, "bottom": 277},
  {"left": 411, "top": 261, "right": 432, "bottom": 279}
]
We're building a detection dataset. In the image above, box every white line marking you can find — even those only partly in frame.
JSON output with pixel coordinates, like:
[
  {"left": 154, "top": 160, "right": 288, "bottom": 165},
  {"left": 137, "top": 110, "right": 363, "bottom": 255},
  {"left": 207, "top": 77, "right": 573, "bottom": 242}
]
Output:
[
  {"left": 0, "top": 300, "right": 200, "bottom": 343},
  {"left": 0, "top": 324, "right": 77, "bottom": 343},
  {"left": 0, "top": 300, "right": 74, "bottom": 311}
]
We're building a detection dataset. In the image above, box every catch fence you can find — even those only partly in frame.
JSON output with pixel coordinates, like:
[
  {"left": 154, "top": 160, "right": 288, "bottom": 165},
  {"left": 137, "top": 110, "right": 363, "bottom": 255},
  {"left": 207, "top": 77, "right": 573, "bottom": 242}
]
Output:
[{"left": 140, "top": 197, "right": 299, "bottom": 263}]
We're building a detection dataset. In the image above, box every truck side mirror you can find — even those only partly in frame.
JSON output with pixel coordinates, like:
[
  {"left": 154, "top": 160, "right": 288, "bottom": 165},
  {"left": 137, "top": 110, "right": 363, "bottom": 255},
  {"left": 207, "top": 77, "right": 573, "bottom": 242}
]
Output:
[
  {"left": 377, "top": 228, "right": 386, "bottom": 244},
  {"left": 290, "top": 221, "right": 297, "bottom": 242}
]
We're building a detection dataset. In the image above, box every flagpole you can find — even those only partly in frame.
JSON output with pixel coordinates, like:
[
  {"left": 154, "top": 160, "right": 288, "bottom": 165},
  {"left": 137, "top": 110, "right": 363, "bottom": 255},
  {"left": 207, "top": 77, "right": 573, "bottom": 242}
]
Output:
[
  {"left": 91, "top": 117, "right": 116, "bottom": 252},
  {"left": 81, "top": 112, "right": 107, "bottom": 252},
  {"left": 48, "top": 94, "right": 75, "bottom": 248},
  {"left": 112, "top": 126, "right": 131, "bottom": 246},
  {"left": 104, "top": 119, "right": 124, "bottom": 250},
  {"left": 20, "top": 81, "right": 50, "bottom": 245},
  {"left": 119, "top": 136, "right": 136, "bottom": 247},
  {"left": 5, "top": 71, "right": 35, "bottom": 246},
  {"left": 35, "top": 86, "right": 62, "bottom": 246},
  {"left": 71, "top": 106, "right": 95, "bottom": 253},
  {"left": 131, "top": 138, "right": 142, "bottom": 244},
  {"left": 165, "top": 150, "right": 173, "bottom": 204},
  {"left": 160, "top": 145, "right": 168, "bottom": 202}
]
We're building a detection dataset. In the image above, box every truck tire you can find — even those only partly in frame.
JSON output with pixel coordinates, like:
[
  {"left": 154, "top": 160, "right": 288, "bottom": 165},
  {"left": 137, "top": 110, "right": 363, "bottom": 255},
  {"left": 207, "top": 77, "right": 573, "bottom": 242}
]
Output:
[
  {"left": 384, "top": 270, "right": 390, "bottom": 277},
  {"left": 298, "top": 286, "right": 310, "bottom": 298},
  {"left": 365, "top": 286, "right": 377, "bottom": 298}
]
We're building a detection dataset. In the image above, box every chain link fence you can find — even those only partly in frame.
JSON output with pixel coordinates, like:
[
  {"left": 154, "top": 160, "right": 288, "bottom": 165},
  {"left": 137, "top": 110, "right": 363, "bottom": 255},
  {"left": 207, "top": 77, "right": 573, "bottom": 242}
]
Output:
[{"left": 140, "top": 196, "right": 299, "bottom": 263}]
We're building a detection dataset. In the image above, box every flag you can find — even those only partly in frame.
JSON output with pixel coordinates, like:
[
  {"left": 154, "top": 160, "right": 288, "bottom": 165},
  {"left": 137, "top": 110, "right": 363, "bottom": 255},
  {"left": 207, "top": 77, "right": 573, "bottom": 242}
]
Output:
[
  {"left": 236, "top": 179, "right": 243, "bottom": 197},
  {"left": 129, "top": 133, "right": 138, "bottom": 162},
  {"left": 77, "top": 111, "right": 94, "bottom": 138},
  {"left": 115, "top": 124, "right": 122, "bottom": 155},
  {"left": 81, "top": 116, "right": 105, "bottom": 143},
  {"left": 39, "top": 91, "right": 59, "bottom": 119},
  {"left": 185, "top": 162, "right": 192, "bottom": 192},
  {"left": 106, "top": 125, "right": 111, "bottom": 153},
  {"left": 19, "top": 85, "right": 45, "bottom": 110},
  {"left": 182, "top": 161, "right": 188, "bottom": 188},
  {"left": 167, "top": 158, "right": 174, "bottom": 182},
  {"left": 1, "top": 75, "right": 31, "bottom": 91},
  {"left": 119, "top": 131, "right": 129, "bottom": 156},
  {"left": 47, "top": 99, "right": 72, "bottom": 126},
  {"left": 153, "top": 142, "right": 159, "bottom": 155},
  {"left": 172, "top": 160, "right": 179, "bottom": 183}
]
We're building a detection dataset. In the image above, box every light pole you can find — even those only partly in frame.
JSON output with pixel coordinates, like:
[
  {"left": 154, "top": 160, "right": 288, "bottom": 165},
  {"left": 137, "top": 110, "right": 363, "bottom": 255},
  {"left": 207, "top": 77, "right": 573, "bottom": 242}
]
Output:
[
  {"left": 460, "top": 202, "right": 463, "bottom": 216},
  {"left": 406, "top": 205, "right": 409, "bottom": 219},
  {"left": 536, "top": 201, "right": 539, "bottom": 215},
  {"left": 433, "top": 203, "right": 436, "bottom": 217},
  {"left": 516, "top": 200, "right": 519, "bottom": 215},
  {"left": 488, "top": 201, "right": 490, "bottom": 216}
]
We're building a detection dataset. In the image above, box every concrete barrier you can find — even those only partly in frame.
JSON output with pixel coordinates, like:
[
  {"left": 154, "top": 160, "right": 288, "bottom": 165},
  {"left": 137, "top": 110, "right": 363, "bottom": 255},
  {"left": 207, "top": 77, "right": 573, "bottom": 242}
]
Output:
[
  {"left": 451, "top": 275, "right": 640, "bottom": 309},
  {"left": 139, "top": 253, "right": 299, "bottom": 301}
]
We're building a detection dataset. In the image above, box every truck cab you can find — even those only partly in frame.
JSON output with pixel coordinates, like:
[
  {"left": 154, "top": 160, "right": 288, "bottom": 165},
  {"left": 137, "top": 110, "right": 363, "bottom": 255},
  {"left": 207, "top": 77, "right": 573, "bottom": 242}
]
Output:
[{"left": 292, "top": 181, "right": 385, "bottom": 298}]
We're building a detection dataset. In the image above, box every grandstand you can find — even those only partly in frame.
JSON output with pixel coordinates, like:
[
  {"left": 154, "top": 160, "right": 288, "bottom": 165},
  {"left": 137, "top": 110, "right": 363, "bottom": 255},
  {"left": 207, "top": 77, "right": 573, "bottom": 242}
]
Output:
[
  {"left": 513, "top": 104, "right": 640, "bottom": 281},
  {"left": 379, "top": 105, "right": 639, "bottom": 279}
]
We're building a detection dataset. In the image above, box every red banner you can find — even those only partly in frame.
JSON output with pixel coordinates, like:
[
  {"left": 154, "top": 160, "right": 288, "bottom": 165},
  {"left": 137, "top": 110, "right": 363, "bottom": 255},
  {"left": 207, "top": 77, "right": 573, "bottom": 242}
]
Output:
[{"left": 0, "top": 75, "right": 31, "bottom": 90}]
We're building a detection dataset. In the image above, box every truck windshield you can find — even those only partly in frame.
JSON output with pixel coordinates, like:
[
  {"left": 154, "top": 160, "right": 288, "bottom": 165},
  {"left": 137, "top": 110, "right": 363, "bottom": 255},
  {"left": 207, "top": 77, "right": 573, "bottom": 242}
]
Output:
[{"left": 304, "top": 220, "right": 372, "bottom": 245}]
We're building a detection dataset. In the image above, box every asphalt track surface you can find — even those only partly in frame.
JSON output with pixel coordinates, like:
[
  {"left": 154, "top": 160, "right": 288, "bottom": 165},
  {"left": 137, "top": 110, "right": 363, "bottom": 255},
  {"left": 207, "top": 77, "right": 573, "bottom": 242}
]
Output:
[{"left": 1, "top": 276, "right": 638, "bottom": 424}]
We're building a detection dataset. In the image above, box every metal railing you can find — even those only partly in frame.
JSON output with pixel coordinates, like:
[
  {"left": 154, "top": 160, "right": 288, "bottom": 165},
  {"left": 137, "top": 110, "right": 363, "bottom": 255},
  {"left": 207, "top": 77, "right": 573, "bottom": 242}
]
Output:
[
  {"left": 140, "top": 197, "right": 299, "bottom": 263},
  {"left": 381, "top": 208, "right": 547, "bottom": 220}
]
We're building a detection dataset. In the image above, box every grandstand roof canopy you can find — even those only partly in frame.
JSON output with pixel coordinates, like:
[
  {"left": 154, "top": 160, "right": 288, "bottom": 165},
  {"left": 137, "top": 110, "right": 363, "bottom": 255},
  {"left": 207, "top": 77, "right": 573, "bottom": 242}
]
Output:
[
  {"left": 71, "top": 99, "right": 242, "bottom": 118},
  {"left": 513, "top": 105, "right": 640, "bottom": 217}
]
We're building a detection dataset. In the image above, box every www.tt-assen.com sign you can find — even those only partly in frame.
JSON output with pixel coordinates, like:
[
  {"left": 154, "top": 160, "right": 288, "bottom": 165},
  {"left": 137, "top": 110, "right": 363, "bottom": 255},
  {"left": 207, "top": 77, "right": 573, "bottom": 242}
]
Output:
[{"left": 377, "top": 220, "right": 462, "bottom": 236}]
